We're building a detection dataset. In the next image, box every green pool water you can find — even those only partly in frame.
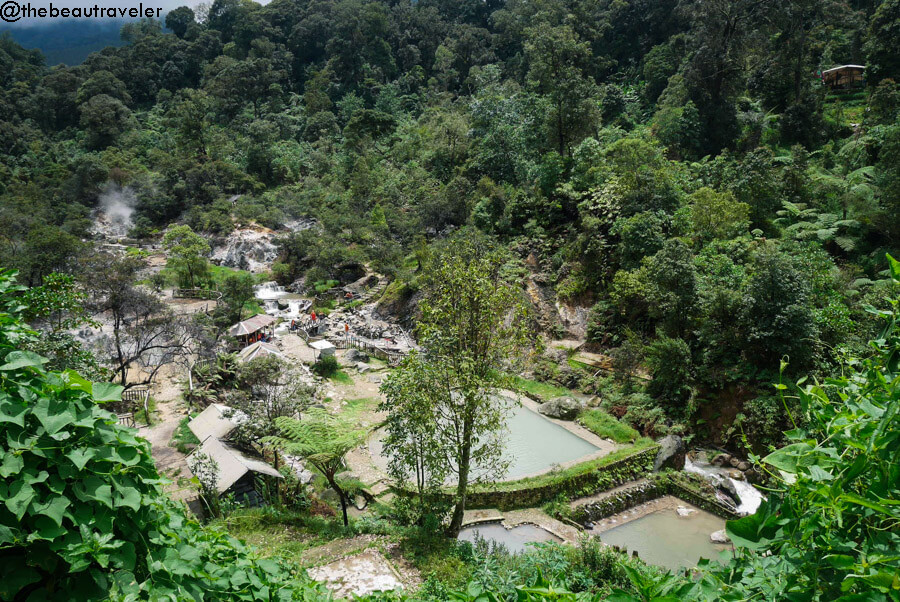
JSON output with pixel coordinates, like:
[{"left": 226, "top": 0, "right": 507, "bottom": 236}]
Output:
[
  {"left": 599, "top": 507, "right": 731, "bottom": 570},
  {"left": 458, "top": 522, "right": 562, "bottom": 554},
  {"left": 494, "top": 404, "right": 600, "bottom": 479},
  {"left": 371, "top": 402, "right": 600, "bottom": 482}
]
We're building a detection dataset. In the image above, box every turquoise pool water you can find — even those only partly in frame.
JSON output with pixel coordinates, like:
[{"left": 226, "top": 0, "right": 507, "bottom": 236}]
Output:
[
  {"left": 370, "top": 400, "right": 600, "bottom": 482},
  {"left": 495, "top": 405, "right": 600, "bottom": 479}
]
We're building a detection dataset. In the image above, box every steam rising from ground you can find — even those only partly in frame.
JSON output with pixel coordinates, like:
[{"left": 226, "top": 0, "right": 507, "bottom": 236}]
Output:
[{"left": 92, "top": 183, "right": 137, "bottom": 239}]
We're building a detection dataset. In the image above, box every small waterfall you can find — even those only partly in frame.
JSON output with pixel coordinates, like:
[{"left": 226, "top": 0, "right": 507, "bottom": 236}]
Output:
[
  {"left": 685, "top": 456, "right": 764, "bottom": 515},
  {"left": 255, "top": 281, "right": 286, "bottom": 300},
  {"left": 287, "top": 299, "right": 311, "bottom": 317}
]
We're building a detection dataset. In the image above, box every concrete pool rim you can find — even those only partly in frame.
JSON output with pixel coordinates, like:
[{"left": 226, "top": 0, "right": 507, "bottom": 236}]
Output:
[{"left": 458, "top": 508, "right": 582, "bottom": 547}]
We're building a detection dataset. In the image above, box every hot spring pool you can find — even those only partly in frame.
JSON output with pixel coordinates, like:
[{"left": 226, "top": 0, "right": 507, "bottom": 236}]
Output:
[
  {"left": 458, "top": 522, "right": 562, "bottom": 554},
  {"left": 598, "top": 504, "right": 730, "bottom": 570},
  {"left": 370, "top": 401, "right": 602, "bottom": 481},
  {"left": 497, "top": 404, "right": 600, "bottom": 479}
]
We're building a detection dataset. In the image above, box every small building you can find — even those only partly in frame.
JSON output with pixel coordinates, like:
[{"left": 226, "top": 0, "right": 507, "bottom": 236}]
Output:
[
  {"left": 188, "top": 436, "right": 282, "bottom": 507},
  {"left": 228, "top": 313, "right": 277, "bottom": 347},
  {"left": 237, "top": 341, "right": 285, "bottom": 363},
  {"left": 822, "top": 65, "right": 865, "bottom": 90},
  {"left": 310, "top": 339, "right": 336, "bottom": 361},
  {"left": 188, "top": 403, "right": 247, "bottom": 442}
]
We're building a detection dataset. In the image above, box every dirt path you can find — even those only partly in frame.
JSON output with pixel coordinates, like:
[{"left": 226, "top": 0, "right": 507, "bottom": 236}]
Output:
[{"left": 137, "top": 363, "right": 194, "bottom": 499}]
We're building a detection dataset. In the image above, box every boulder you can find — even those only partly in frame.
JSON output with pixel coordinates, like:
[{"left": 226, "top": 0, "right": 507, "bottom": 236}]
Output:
[
  {"left": 729, "top": 457, "right": 742, "bottom": 468},
  {"left": 537, "top": 396, "right": 583, "bottom": 420},
  {"left": 711, "top": 453, "right": 731, "bottom": 467},
  {"left": 717, "top": 480, "right": 742, "bottom": 508},
  {"left": 737, "top": 461, "right": 751, "bottom": 471},
  {"left": 542, "top": 347, "right": 569, "bottom": 363},
  {"left": 356, "top": 362, "right": 371, "bottom": 373},
  {"left": 653, "top": 434, "right": 686, "bottom": 472},
  {"left": 744, "top": 467, "right": 763, "bottom": 485},
  {"left": 346, "top": 348, "right": 370, "bottom": 363},
  {"left": 710, "top": 530, "right": 731, "bottom": 544}
]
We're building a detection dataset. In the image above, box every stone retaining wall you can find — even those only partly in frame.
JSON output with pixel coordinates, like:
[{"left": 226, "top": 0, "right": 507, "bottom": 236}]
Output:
[
  {"left": 465, "top": 446, "right": 658, "bottom": 511},
  {"left": 572, "top": 475, "right": 741, "bottom": 524}
]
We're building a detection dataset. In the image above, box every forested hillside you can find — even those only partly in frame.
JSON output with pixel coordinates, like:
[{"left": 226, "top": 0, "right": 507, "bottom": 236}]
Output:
[
  {"left": 1, "top": 0, "right": 900, "bottom": 599},
  {"left": 2, "top": 0, "right": 899, "bottom": 449}
]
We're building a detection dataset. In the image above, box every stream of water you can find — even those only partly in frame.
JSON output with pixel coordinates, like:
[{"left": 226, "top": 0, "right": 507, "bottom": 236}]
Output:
[{"left": 684, "top": 456, "right": 764, "bottom": 515}]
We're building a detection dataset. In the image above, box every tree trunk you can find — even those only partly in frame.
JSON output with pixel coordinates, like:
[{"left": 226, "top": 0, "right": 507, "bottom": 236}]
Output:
[
  {"left": 330, "top": 477, "right": 349, "bottom": 527},
  {"left": 448, "top": 419, "right": 473, "bottom": 536}
]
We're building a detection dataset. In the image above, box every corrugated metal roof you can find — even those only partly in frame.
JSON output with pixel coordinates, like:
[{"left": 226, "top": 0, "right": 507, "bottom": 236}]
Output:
[
  {"left": 228, "top": 313, "right": 277, "bottom": 337},
  {"left": 310, "top": 340, "right": 336, "bottom": 350},
  {"left": 188, "top": 403, "right": 247, "bottom": 442},
  {"left": 188, "top": 436, "right": 282, "bottom": 493},
  {"left": 238, "top": 341, "right": 285, "bottom": 362},
  {"left": 822, "top": 64, "right": 865, "bottom": 74}
]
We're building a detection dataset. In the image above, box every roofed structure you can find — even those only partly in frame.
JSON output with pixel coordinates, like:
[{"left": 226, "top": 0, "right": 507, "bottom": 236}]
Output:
[
  {"left": 188, "top": 403, "right": 247, "bottom": 442},
  {"left": 188, "top": 436, "right": 282, "bottom": 498},
  {"left": 237, "top": 341, "right": 285, "bottom": 363},
  {"left": 310, "top": 339, "right": 336, "bottom": 359},
  {"left": 228, "top": 313, "right": 277, "bottom": 337},
  {"left": 822, "top": 65, "right": 865, "bottom": 89}
]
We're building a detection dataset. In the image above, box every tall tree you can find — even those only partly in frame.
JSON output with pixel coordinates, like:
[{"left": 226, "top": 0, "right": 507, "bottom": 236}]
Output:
[
  {"left": 379, "top": 351, "right": 450, "bottom": 522},
  {"left": 385, "top": 234, "right": 532, "bottom": 535},
  {"left": 85, "top": 254, "right": 188, "bottom": 389},
  {"left": 524, "top": 22, "right": 600, "bottom": 157},
  {"left": 163, "top": 224, "right": 211, "bottom": 289}
]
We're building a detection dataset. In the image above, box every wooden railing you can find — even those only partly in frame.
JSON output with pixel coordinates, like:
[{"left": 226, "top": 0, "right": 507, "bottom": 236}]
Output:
[
  {"left": 173, "top": 288, "right": 223, "bottom": 301},
  {"left": 122, "top": 387, "right": 150, "bottom": 424},
  {"left": 333, "top": 334, "right": 407, "bottom": 366}
]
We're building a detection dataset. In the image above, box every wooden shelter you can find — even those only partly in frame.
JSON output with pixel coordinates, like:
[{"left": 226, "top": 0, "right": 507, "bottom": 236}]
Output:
[
  {"left": 188, "top": 403, "right": 247, "bottom": 442},
  {"left": 310, "top": 339, "right": 336, "bottom": 361},
  {"left": 188, "top": 436, "right": 282, "bottom": 507},
  {"left": 822, "top": 65, "right": 865, "bottom": 90},
  {"left": 228, "top": 313, "right": 277, "bottom": 346}
]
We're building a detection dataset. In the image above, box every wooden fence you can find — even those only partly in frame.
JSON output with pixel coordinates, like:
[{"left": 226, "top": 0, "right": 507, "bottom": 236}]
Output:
[
  {"left": 333, "top": 335, "right": 407, "bottom": 366},
  {"left": 173, "top": 288, "right": 223, "bottom": 301},
  {"left": 122, "top": 387, "right": 150, "bottom": 424}
]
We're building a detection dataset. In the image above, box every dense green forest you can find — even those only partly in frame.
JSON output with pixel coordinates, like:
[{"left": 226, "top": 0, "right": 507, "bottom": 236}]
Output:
[
  {"left": 2, "top": 0, "right": 899, "bottom": 451},
  {"left": 1, "top": 0, "right": 900, "bottom": 598}
]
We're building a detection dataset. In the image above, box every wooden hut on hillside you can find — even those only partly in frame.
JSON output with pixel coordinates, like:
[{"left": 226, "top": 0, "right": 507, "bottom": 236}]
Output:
[
  {"left": 188, "top": 436, "right": 282, "bottom": 507},
  {"left": 822, "top": 65, "right": 865, "bottom": 90}
]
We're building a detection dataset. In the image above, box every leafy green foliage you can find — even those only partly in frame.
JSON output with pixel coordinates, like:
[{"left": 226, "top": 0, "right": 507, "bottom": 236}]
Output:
[
  {"left": 266, "top": 409, "right": 366, "bottom": 527},
  {"left": 0, "top": 270, "right": 331, "bottom": 600},
  {"left": 578, "top": 410, "right": 640, "bottom": 443}
]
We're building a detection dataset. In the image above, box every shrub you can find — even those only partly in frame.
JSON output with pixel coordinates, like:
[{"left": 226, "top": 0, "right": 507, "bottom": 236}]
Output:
[
  {"left": 578, "top": 409, "right": 641, "bottom": 443},
  {"left": 312, "top": 355, "right": 339, "bottom": 377}
]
